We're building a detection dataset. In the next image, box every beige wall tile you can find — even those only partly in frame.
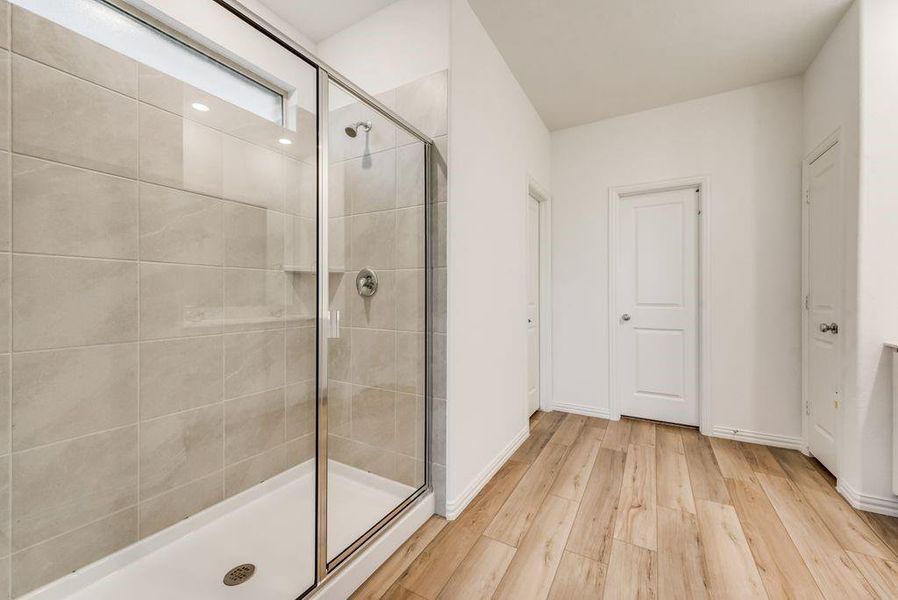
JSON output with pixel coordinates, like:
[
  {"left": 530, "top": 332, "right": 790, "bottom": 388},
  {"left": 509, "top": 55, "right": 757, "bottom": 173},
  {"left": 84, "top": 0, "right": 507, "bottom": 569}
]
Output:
[
  {"left": 395, "top": 269, "right": 424, "bottom": 332},
  {"left": 12, "top": 426, "right": 137, "bottom": 551},
  {"left": 139, "top": 263, "right": 222, "bottom": 340},
  {"left": 139, "top": 336, "right": 223, "bottom": 420},
  {"left": 139, "top": 183, "right": 222, "bottom": 266},
  {"left": 223, "top": 203, "right": 284, "bottom": 269},
  {"left": 0, "top": 152, "right": 9, "bottom": 250},
  {"left": 0, "top": 52, "right": 8, "bottom": 151},
  {"left": 328, "top": 380, "right": 351, "bottom": 437},
  {"left": 396, "top": 393, "right": 423, "bottom": 458},
  {"left": 395, "top": 70, "right": 448, "bottom": 141},
  {"left": 351, "top": 328, "right": 396, "bottom": 390},
  {"left": 225, "top": 445, "right": 286, "bottom": 498},
  {"left": 0, "top": 0, "right": 8, "bottom": 50},
  {"left": 350, "top": 211, "right": 395, "bottom": 270},
  {"left": 13, "top": 255, "right": 137, "bottom": 351},
  {"left": 349, "top": 269, "right": 395, "bottom": 330},
  {"left": 286, "top": 271, "right": 316, "bottom": 326},
  {"left": 329, "top": 98, "right": 396, "bottom": 162},
  {"left": 0, "top": 255, "right": 7, "bottom": 350},
  {"left": 351, "top": 386, "right": 396, "bottom": 451},
  {"left": 11, "top": 507, "right": 136, "bottom": 598},
  {"left": 224, "top": 330, "right": 285, "bottom": 399},
  {"left": 224, "top": 268, "right": 286, "bottom": 332},
  {"left": 285, "top": 157, "right": 315, "bottom": 218},
  {"left": 435, "top": 266, "right": 447, "bottom": 334},
  {"left": 12, "top": 55, "right": 137, "bottom": 177},
  {"left": 140, "top": 405, "right": 223, "bottom": 499},
  {"left": 397, "top": 142, "right": 425, "bottom": 208},
  {"left": 433, "top": 333, "right": 446, "bottom": 399},
  {"left": 11, "top": 6, "right": 137, "bottom": 96},
  {"left": 431, "top": 398, "right": 447, "bottom": 466},
  {"left": 221, "top": 136, "right": 284, "bottom": 211},
  {"left": 434, "top": 135, "right": 448, "bottom": 203},
  {"left": 327, "top": 217, "right": 348, "bottom": 270},
  {"left": 138, "top": 471, "right": 222, "bottom": 539},
  {"left": 12, "top": 344, "right": 138, "bottom": 451},
  {"left": 286, "top": 434, "right": 315, "bottom": 467},
  {"left": 286, "top": 380, "right": 314, "bottom": 441},
  {"left": 225, "top": 388, "right": 285, "bottom": 465},
  {"left": 395, "top": 454, "right": 424, "bottom": 487},
  {"left": 136, "top": 65, "right": 182, "bottom": 115},
  {"left": 0, "top": 458, "right": 8, "bottom": 556},
  {"left": 395, "top": 206, "right": 424, "bottom": 269},
  {"left": 13, "top": 155, "right": 138, "bottom": 259},
  {"left": 138, "top": 103, "right": 222, "bottom": 197},
  {"left": 288, "top": 215, "right": 316, "bottom": 269},
  {"left": 0, "top": 356, "right": 8, "bottom": 456},
  {"left": 346, "top": 150, "right": 396, "bottom": 214},
  {"left": 286, "top": 326, "right": 315, "bottom": 385},
  {"left": 328, "top": 159, "right": 346, "bottom": 218},
  {"left": 329, "top": 435, "right": 396, "bottom": 481},
  {"left": 397, "top": 332, "right": 425, "bottom": 395}
]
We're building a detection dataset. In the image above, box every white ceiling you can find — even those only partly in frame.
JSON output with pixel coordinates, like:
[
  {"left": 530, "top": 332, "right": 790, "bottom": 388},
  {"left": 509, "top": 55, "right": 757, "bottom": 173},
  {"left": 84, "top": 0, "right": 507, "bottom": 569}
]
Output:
[
  {"left": 468, "top": 0, "right": 853, "bottom": 130},
  {"left": 257, "top": 0, "right": 399, "bottom": 42}
]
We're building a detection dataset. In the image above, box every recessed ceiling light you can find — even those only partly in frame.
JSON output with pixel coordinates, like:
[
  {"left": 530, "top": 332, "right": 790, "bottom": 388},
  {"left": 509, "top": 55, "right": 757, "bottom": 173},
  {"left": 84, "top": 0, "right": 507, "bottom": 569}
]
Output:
[
  {"left": 278, "top": 138, "right": 293, "bottom": 145},
  {"left": 191, "top": 102, "right": 210, "bottom": 112}
]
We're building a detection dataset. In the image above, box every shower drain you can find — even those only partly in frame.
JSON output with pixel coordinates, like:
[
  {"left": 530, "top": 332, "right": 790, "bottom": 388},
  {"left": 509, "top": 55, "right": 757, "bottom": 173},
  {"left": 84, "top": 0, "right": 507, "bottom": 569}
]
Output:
[{"left": 223, "top": 563, "right": 256, "bottom": 586}]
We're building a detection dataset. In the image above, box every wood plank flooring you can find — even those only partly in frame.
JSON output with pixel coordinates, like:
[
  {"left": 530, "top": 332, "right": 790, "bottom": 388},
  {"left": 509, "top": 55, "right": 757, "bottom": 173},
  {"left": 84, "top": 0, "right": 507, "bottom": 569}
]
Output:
[{"left": 353, "top": 412, "right": 898, "bottom": 599}]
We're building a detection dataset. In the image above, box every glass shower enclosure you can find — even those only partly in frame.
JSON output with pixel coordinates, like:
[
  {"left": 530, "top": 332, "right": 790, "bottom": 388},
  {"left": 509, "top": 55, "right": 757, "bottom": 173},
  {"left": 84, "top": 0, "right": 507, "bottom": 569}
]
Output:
[{"left": 0, "top": 0, "right": 432, "bottom": 598}]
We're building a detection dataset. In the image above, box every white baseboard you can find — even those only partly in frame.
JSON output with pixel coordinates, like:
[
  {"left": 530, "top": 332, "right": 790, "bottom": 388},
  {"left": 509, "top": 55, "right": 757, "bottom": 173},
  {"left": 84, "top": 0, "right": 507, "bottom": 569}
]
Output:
[
  {"left": 710, "top": 426, "right": 805, "bottom": 450},
  {"left": 445, "top": 425, "right": 529, "bottom": 520},
  {"left": 551, "top": 401, "right": 611, "bottom": 420},
  {"left": 837, "top": 480, "right": 898, "bottom": 518}
]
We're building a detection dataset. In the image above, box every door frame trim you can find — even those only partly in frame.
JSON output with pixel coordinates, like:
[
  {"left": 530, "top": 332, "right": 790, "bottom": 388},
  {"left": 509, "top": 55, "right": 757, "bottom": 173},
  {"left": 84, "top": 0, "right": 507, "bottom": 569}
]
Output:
[
  {"left": 801, "top": 129, "right": 842, "bottom": 467},
  {"left": 608, "top": 176, "right": 711, "bottom": 433},
  {"left": 525, "top": 176, "right": 553, "bottom": 418}
]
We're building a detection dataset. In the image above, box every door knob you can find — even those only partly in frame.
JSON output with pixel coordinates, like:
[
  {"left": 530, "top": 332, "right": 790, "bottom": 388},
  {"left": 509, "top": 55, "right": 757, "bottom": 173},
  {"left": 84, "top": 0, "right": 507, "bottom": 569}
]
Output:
[
  {"left": 819, "top": 322, "right": 839, "bottom": 334},
  {"left": 621, "top": 314, "right": 631, "bottom": 322}
]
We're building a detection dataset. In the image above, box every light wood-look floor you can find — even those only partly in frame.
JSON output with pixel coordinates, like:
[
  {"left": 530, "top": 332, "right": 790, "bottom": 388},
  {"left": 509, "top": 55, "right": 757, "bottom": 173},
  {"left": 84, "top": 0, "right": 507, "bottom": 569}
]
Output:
[{"left": 352, "top": 411, "right": 898, "bottom": 599}]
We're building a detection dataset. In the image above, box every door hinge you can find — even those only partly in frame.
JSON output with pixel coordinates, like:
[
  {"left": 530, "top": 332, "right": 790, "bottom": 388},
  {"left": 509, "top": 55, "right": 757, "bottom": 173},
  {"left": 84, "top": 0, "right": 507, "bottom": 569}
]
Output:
[
  {"left": 805, "top": 190, "right": 810, "bottom": 204},
  {"left": 805, "top": 398, "right": 810, "bottom": 416},
  {"left": 804, "top": 295, "right": 809, "bottom": 310}
]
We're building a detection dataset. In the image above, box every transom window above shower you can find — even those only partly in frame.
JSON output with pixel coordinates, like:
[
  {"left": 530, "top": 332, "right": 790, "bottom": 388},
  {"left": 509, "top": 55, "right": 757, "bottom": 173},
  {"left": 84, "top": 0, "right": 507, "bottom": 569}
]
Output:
[{"left": 11, "top": 0, "right": 286, "bottom": 124}]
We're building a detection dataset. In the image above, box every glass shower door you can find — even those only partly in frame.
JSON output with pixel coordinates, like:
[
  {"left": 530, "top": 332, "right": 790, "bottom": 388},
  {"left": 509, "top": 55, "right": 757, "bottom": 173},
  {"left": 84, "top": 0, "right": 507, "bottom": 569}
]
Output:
[{"left": 323, "top": 79, "right": 428, "bottom": 566}]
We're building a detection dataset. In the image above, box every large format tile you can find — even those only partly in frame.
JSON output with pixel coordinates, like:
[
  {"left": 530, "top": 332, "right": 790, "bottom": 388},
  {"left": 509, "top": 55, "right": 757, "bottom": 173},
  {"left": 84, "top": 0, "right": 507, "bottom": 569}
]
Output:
[
  {"left": 13, "top": 155, "right": 139, "bottom": 259},
  {"left": 0, "top": 255, "right": 8, "bottom": 349},
  {"left": 395, "top": 70, "right": 448, "bottom": 142},
  {"left": 0, "top": 356, "right": 8, "bottom": 456},
  {"left": 285, "top": 157, "right": 316, "bottom": 218},
  {"left": 11, "top": 5, "right": 137, "bottom": 96},
  {"left": 223, "top": 203, "right": 284, "bottom": 269},
  {"left": 138, "top": 471, "right": 222, "bottom": 538},
  {"left": 225, "top": 388, "right": 286, "bottom": 465},
  {"left": 12, "top": 55, "right": 137, "bottom": 177},
  {"left": 12, "top": 344, "right": 138, "bottom": 451},
  {"left": 0, "top": 459, "right": 8, "bottom": 557},
  {"left": 286, "top": 326, "right": 315, "bottom": 384},
  {"left": 328, "top": 94, "right": 397, "bottom": 162},
  {"left": 286, "top": 380, "right": 314, "bottom": 441},
  {"left": 395, "top": 270, "right": 424, "bottom": 332},
  {"left": 350, "top": 211, "right": 395, "bottom": 270},
  {"left": 139, "top": 183, "right": 222, "bottom": 266},
  {"left": 346, "top": 150, "right": 396, "bottom": 215},
  {"left": 225, "top": 445, "right": 286, "bottom": 497},
  {"left": 13, "top": 255, "right": 138, "bottom": 351},
  {"left": 224, "top": 268, "right": 286, "bottom": 332},
  {"left": 0, "top": 151, "right": 9, "bottom": 250},
  {"left": 351, "top": 385, "right": 396, "bottom": 451},
  {"left": 396, "top": 207, "right": 425, "bottom": 269},
  {"left": 139, "top": 263, "right": 222, "bottom": 339},
  {"left": 397, "top": 332, "right": 424, "bottom": 395},
  {"left": 224, "top": 330, "right": 286, "bottom": 399},
  {"left": 351, "top": 328, "right": 397, "bottom": 390},
  {"left": 221, "top": 135, "right": 284, "bottom": 211},
  {"left": 140, "top": 404, "right": 223, "bottom": 498},
  {"left": 12, "top": 426, "right": 138, "bottom": 551},
  {"left": 0, "top": 51, "right": 9, "bottom": 151},
  {"left": 11, "top": 507, "right": 137, "bottom": 598},
  {"left": 139, "top": 103, "right": 222, "bottom": 197},
  {"left": 397, "top": 143, "right": 425, "bottom": 208},
  {"left": 349, "top": 269, "right": 396, "bottom": 329},
  {"left": 139, "top": 336, "right": 223, "bottom": 420}
]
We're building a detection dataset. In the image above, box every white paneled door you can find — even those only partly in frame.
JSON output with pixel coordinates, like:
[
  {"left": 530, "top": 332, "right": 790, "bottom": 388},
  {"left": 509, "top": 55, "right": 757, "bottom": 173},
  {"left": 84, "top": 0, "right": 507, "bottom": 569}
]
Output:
[
  {"left": 527, "top": 196, "right": 541, "bottom": 416},
  {"left": 616, "top": 187, "right": 698, "bottom": 426},
  {"left": 806, "top": 142, "right": 841, "bottom": 475}
]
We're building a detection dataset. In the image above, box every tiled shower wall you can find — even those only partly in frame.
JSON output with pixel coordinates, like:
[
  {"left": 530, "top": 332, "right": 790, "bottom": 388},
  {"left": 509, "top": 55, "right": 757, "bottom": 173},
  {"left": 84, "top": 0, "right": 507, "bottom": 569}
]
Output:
[
  {"left": 326, "top": 71, "right": 449, "bottom": 512},
  {"left": 0, "top": 4, "right": 319, "bottom": 596}
]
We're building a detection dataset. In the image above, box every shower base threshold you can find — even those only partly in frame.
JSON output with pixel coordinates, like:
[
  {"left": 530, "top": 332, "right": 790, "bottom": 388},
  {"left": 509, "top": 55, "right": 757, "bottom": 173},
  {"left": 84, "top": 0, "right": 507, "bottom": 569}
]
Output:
[{"left": 23, "top": 460, "right": 416, "bottom": 600}]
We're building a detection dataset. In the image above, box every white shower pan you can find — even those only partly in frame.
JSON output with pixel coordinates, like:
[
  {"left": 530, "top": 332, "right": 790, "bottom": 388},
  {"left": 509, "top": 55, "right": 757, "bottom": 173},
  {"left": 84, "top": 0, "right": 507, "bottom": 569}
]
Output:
[{"left": 22, "top": 461, "right": 416, "bottom": 600}]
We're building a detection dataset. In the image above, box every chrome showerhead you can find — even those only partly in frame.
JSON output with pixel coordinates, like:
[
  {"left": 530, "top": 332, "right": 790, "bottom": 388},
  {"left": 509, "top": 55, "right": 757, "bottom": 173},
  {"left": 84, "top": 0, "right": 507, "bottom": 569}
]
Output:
[{"left": 345, "top": 120, "right": 372, "bottom": 138}]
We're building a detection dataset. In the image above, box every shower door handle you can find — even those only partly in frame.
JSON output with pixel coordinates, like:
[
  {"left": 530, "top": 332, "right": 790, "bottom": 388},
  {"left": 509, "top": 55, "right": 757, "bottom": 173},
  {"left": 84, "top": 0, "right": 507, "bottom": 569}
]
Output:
[{"left": 328, "top": 310, "right": 341, "bottom": 339}]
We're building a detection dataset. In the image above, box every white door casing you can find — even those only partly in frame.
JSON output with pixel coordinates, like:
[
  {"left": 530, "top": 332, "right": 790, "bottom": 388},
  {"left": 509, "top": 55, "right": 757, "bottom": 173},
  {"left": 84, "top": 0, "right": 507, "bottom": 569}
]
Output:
[
  {"left": 805, "top": 141, "right": 841, "bottom": 475},
  {"left": 615, "top": 186, "right": 699, "bottom": 426},
  {"left": 527, "top": 196, "right": 541, "bottom": 415}
]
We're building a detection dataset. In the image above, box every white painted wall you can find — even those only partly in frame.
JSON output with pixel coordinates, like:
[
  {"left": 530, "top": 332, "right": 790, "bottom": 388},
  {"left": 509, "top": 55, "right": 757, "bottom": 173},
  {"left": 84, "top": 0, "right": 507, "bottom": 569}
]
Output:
[
  {"left": 551, "top": 78, "right": 805, "bottom": 441},
  {"left": 316, "top": 0, "right": 450, "bottom": 96},
  {"left": 445, "top": 0, "right": 551, "bottom": 513},
  {"left": 846, "top": 0, "right": 898, "bottom": 506}
]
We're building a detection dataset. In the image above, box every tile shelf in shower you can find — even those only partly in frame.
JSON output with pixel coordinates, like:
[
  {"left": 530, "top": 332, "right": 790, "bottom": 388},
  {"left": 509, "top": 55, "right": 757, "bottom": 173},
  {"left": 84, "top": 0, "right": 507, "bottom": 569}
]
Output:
[{"left": 283, "top": 265, "right": 348, "bottom": 275}]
